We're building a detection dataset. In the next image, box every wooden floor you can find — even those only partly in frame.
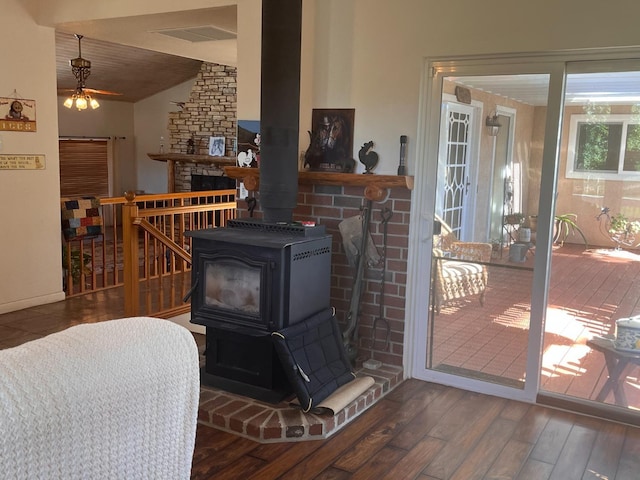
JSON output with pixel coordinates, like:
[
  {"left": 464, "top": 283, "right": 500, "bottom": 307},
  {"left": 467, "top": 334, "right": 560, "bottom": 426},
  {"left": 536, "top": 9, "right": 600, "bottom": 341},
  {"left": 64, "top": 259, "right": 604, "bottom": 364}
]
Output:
[
  {"left": 191, "top": 379, "right": 640, "bottom": 479},
  {"left": 3, "top": 290, "right": 640, "bottom": 478}
]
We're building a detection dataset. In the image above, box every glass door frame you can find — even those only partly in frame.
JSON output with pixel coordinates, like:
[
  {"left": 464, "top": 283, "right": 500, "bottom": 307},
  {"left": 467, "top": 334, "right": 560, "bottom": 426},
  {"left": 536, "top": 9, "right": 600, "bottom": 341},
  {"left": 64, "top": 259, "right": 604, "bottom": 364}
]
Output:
[
  {"left": 407, "top": 49, "right": 640, "bottom": 404},
  {"left": 406, "top": 56, "right": 567, "bottom": 403}
]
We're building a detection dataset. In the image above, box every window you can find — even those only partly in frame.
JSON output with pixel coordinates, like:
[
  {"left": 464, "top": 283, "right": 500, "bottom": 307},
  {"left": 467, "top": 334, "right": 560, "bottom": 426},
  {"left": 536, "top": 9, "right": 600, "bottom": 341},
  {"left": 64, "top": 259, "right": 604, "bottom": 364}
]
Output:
[
  {"left": 59, "top": 139, "right": 109, "bottom": 197},
  {"left": 567, "top": 114, "right": 640, "bottom": 179}
]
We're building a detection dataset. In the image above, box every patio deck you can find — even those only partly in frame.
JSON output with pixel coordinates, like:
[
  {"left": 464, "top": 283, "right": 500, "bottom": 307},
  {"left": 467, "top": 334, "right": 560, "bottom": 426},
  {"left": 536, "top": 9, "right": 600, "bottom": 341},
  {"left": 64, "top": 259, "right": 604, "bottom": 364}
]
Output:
[{"left": 431, "top": 243, "right": 640, "bottom": 410}]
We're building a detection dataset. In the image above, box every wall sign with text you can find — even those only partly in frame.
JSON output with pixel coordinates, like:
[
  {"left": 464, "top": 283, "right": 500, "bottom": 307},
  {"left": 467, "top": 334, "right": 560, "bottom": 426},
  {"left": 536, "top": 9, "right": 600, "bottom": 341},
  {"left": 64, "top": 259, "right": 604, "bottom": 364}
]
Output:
[
  {"left": 0, "top": 98, "right": 37, "bottom": 132},
  {"left": 0, "top": 155, "right": 46, "bottom": 170}
]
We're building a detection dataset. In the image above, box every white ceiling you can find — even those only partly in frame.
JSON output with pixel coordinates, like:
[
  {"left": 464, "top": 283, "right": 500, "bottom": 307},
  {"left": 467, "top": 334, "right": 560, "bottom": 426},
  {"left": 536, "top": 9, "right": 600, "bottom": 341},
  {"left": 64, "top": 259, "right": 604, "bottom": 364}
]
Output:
[
  {"left": 55, "top": 6, "right": 640, "bottom": 107},
  {"left": 452, "top": 71, "right": 640, "bottom": 106}
]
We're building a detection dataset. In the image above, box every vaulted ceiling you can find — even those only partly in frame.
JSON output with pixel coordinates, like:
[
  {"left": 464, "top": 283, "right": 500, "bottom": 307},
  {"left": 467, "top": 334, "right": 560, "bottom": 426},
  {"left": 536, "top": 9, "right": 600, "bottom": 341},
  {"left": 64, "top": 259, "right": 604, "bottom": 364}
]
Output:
[
  {"left": 55, "top": 6, "right": 237, "bottom": 103},
  {"left": 55, "top": 7, "right": 640, "bottom": 107},
  {"left": 56, "top": 32, "right": 204, "bottom": 103}
]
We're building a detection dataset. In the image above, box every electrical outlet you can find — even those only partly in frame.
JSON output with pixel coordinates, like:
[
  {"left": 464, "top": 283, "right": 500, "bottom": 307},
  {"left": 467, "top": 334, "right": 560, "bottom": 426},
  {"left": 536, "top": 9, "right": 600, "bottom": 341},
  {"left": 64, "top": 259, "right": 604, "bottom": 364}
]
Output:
[{"left": 239, "top": 182, "right": 249, "bottom": 199}]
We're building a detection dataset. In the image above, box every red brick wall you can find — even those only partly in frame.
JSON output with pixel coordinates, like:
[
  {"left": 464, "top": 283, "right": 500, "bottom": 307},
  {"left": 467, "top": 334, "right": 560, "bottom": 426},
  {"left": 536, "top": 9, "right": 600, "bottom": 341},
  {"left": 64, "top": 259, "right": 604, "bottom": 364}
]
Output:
[{"left": 237, "top": 183, "right": 411, "bottom": 367}]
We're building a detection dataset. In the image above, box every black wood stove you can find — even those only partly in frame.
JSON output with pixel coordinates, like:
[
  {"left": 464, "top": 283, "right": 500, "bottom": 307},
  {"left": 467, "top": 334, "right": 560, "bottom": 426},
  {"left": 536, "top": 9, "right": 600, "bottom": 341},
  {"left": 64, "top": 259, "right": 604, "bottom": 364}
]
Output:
[
  {"left": 187, "top": 0, "right": 319, "bottom": 403},
  {"left": 187, "top": 219, "right": 332, "bottom": 402}
]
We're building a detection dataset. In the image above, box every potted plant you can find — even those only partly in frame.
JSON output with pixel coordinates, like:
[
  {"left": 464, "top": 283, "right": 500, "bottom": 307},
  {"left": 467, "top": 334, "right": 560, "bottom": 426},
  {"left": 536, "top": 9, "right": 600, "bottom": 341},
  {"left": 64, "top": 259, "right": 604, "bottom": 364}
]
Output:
[
  {"left": 607, "top": 212, "right": 640, "bottom": 249},
  {"left": 62, "top": 247, "right": 92, "bottom": 290},
  {"left": 554, "top": 213, "right": 588, "bottom": 248}
]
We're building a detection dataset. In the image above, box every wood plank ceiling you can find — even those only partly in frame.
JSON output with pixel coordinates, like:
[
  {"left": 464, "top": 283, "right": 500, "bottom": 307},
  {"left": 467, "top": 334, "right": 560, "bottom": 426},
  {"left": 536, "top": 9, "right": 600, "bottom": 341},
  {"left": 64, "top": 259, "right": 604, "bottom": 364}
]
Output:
[{"left": 56, "top": 31, "right": 203, "bottom": 103}]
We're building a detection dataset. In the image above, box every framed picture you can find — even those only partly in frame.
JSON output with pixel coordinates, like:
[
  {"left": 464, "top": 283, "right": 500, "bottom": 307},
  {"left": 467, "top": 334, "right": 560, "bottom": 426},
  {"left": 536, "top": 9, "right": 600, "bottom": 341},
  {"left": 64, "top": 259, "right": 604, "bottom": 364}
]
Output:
[
  {"left": 304, "top": 108, "right": 355, "bottom": 172},
  {"left": 0, "top": 98, "right": 37, "bottom": 132},
  {"left": 208, "top": 136, "right": 225, "bottom": 156}
]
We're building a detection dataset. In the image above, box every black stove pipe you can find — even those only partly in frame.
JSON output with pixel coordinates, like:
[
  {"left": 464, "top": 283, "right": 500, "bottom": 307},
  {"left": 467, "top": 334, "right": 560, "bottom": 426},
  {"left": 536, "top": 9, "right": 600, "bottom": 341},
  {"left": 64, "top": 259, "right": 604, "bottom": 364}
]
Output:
[{"left": 259, "top": 0, "right": 302, "bottom": 224}]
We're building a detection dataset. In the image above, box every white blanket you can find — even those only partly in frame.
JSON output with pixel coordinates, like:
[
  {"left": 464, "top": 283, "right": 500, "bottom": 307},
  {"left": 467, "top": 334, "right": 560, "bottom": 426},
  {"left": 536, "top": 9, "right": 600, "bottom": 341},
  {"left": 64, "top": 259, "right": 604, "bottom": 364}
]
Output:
[{"left": 0, "top": 317, "right": 200, "bottom": 480}]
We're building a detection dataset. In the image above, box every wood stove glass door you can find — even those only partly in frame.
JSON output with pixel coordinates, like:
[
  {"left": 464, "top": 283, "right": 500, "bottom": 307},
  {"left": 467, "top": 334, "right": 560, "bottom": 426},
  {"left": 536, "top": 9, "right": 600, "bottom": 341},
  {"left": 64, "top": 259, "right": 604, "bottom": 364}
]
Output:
[
  {"left": 198, "top": 254, "right": 272, "bottom": 330},
  {"left": 205, "top": 259, "right": 261, "bottom": 315}
]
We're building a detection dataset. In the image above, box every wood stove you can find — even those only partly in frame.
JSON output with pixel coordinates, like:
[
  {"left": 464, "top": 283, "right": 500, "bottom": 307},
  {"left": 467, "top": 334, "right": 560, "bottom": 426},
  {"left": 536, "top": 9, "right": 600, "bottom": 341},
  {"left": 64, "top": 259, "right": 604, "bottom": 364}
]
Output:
[
  {"left": 187, "top": 219, "right": 332, "bottom": 402},
  {"left": 186, "top": 0, "right": 312, "bottom": 403}
]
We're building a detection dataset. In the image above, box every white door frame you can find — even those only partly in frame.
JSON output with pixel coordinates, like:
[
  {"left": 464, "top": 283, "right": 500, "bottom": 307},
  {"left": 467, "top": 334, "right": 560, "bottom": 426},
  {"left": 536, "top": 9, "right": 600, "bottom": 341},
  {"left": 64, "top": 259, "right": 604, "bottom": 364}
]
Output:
[{"left": 404, "top": 57, "right": 567, "bottom": 403}]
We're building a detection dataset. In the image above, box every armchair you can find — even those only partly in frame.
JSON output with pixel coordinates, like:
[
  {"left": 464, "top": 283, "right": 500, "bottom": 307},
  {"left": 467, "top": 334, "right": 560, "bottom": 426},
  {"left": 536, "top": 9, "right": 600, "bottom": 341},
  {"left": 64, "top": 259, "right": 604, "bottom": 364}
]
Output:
[
  {"left": 0, "top": 317, "right": 200, "bottom": 479},
  {"left": 432, "top": 216, "right": 492, "bottom": 313}
]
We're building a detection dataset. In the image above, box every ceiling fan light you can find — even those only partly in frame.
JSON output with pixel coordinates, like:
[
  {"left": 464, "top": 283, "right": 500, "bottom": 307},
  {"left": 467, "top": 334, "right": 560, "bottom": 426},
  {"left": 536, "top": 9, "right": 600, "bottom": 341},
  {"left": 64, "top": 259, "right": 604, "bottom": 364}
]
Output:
[
  {"left": 75, "top": 97, "right": 88, "bottom": 110},
  {"left": 65, "top": 34, "right": 108, "bottom": 112}
]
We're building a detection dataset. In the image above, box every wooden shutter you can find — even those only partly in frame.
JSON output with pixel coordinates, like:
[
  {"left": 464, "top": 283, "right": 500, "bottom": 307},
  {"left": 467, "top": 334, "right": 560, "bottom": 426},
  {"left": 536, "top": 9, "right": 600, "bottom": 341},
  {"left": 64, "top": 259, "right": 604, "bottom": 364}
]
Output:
[{"left": 59, "top": 139, "right": 109, "bottom": 197}]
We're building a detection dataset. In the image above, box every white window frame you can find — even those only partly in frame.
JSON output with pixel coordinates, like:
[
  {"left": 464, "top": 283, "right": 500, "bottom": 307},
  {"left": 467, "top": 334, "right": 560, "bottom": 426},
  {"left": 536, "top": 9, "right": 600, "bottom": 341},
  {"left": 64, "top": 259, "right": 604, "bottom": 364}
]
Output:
[{"left": 566, "top": 113, "right": 640, "bottom": 180}]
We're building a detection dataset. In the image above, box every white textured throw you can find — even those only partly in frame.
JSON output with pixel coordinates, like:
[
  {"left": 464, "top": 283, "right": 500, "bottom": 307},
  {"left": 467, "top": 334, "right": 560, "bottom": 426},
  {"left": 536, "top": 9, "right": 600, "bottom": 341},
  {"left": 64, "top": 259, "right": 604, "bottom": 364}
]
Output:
[{"left": 0, "top": 317, "right": 200, "bottom": 480}]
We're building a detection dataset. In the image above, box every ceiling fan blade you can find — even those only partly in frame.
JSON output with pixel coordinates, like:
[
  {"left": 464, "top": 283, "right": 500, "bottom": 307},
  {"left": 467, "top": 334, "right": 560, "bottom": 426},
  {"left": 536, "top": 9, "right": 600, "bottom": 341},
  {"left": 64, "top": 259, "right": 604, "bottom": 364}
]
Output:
[
  {"left": 57, "top": 87, "right": 123, "bottom": 96},
  {"left": 83, "top": 88, "right": 123, "bottom": 96}
]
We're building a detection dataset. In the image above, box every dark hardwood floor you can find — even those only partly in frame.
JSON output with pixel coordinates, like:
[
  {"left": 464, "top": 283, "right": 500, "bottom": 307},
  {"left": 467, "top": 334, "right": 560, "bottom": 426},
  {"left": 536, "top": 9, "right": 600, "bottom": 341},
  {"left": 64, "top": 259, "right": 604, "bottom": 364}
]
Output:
[
  {"left": 191, "top": 378, "right": 640, "bottom": 479},
  {"left": 3, "top": 290, "right": 640, "bottom": 478}
]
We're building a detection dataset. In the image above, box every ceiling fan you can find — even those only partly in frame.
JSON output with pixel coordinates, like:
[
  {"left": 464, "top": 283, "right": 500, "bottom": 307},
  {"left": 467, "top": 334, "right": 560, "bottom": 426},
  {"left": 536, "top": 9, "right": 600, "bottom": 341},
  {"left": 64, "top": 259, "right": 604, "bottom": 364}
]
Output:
[{"left": 59, "top": 34, "right": 122, "bottom": 110}]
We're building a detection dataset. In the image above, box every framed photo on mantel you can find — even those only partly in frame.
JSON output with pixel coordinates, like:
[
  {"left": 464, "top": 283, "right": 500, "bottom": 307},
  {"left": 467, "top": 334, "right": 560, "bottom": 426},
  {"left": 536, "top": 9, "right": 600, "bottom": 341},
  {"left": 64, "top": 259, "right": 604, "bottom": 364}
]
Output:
[
  {"left": 208, "top": 136, "right": 225, "bottom": 156},
  {"left": 303, "top": 108, "right": 355, "bottom": 173}
]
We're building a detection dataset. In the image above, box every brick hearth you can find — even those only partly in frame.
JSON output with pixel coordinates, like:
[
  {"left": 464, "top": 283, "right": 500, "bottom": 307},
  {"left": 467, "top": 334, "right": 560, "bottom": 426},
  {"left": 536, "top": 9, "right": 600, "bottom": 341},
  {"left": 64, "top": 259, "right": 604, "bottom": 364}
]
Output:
[{"left": 197, "top": 365, "right": 403, "bottom": 443}]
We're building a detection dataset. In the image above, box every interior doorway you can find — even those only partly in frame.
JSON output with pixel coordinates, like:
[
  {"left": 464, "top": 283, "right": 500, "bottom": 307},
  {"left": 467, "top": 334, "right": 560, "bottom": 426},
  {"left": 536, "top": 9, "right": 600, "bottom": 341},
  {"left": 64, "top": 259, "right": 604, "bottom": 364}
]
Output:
[
  {"left": 437, "top": 98, "right": 480, "bottom": 240},
  {"left": 488, "top": 109, "right": 516, "bottom": 247}
]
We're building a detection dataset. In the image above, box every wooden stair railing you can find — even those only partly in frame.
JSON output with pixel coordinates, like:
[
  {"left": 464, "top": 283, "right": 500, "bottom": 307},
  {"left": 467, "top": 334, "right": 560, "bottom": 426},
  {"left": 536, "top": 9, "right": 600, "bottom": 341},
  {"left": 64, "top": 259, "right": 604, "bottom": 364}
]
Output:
[
  {"left": 62, "top": 190, "right": 236, "bottom": 318},
  {"left": 121, "top": 190, "right": 237, "bottom": 318}
]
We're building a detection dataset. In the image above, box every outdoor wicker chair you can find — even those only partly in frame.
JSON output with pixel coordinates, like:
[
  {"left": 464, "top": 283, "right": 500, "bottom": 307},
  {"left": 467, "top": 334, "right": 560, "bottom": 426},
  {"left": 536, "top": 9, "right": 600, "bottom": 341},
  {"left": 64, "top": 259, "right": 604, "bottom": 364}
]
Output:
[{"left": 433, "top": 215, "right": 492, "bottom": 313}]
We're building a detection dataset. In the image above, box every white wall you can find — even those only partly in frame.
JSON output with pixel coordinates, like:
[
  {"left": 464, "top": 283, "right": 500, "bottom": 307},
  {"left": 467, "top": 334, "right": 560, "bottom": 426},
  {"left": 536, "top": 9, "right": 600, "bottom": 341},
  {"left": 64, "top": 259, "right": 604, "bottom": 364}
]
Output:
[
  {"left": 134, "top": 79, "right": 196, "bottom": 194},
  {"left": 0, "top": 0, "right": 65, "bottom": 313},
  {"left": 236, "top": 0, "right": 261, "bottom": 122},
  {"left": 7, "top": 0, "right": 640, "bottom": 314},
  {"left": 309, "top": 0, "right": 640, "bottom": 175}
]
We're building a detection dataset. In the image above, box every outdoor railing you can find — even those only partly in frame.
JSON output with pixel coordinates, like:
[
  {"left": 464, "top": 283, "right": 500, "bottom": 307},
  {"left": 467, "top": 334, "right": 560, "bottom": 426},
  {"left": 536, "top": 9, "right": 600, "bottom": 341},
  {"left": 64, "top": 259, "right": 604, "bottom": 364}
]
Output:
[{"left": 62, "top": 190, "right": 237, "bottom": 318}]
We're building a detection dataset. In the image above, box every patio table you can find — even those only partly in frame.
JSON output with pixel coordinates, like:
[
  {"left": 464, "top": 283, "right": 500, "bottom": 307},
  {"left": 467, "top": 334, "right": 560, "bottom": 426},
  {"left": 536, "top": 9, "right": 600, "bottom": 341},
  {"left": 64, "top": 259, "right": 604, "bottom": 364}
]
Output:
[{"left": 588, "top": 335, "right": 640, "bottom": 405}]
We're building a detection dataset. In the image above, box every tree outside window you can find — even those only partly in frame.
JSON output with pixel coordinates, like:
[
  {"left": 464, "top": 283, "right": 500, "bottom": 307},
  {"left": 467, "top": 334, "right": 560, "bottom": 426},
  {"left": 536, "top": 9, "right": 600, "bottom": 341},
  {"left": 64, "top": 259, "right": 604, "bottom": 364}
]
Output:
[{"left": 568, "top": 114, "right": 640, "bottom": 179}]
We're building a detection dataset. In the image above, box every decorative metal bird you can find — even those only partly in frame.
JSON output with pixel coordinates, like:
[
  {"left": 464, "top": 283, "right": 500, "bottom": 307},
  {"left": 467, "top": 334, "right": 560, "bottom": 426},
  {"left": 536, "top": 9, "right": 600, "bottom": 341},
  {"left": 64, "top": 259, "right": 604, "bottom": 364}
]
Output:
[
  {"left": 358, "top": 141, "right": 378, "bottom": 174},
  {"left": 170, "top": 101, "right": 185, "bottom": 111}
]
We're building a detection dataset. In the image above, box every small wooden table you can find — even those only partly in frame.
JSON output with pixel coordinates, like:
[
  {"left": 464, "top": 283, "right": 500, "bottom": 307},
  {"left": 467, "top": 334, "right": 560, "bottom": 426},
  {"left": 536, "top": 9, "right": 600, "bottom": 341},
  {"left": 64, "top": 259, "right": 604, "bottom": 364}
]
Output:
[{"left": 587, "top": 335, "right": 640, "bottom": 405}]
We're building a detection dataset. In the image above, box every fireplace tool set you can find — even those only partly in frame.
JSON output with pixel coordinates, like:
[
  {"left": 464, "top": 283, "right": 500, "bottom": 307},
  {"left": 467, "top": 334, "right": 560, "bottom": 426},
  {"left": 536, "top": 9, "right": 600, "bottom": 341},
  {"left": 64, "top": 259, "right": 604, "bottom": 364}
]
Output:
[{"left": 339, "top": 202, "right": 393, "bottom": 367}]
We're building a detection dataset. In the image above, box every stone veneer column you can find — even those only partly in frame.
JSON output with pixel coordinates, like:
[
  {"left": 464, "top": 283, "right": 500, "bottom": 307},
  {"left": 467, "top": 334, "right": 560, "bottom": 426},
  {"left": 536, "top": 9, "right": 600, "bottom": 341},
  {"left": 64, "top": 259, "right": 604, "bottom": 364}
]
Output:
[{"left": 168, "top": 62, "right": 237, "bottom": 192}]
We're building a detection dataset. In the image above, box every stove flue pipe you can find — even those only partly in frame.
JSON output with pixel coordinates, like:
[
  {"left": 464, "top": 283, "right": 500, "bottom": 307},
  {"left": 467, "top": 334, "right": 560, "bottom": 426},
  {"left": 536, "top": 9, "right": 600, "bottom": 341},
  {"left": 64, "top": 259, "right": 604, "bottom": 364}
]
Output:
[{"left": 259, "top": 0, "right": 302, "bottom": 224}]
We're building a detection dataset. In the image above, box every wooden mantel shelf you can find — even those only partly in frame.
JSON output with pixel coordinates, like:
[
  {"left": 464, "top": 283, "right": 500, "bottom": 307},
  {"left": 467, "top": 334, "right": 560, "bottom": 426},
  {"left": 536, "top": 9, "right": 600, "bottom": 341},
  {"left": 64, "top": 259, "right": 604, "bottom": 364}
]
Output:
[
  {"left": 147, "top": 153, "right": 236, "bottom": 167},
  {"left": 224, "top": 166, "right": 414, "bottom": 191}
]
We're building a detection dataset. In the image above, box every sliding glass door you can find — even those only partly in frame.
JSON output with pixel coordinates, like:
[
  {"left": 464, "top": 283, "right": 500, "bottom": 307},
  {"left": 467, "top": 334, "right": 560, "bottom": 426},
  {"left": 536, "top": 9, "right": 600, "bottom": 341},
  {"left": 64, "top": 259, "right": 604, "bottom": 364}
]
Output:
[
  {"left": 412, "top": 55, "right": 640, "bottom": 421},
  {"left": 539, "top": 63, "right": 640, "bottom": 419},
  {"left": 424, "top": 71, "right": 550, "bottom": 398}
]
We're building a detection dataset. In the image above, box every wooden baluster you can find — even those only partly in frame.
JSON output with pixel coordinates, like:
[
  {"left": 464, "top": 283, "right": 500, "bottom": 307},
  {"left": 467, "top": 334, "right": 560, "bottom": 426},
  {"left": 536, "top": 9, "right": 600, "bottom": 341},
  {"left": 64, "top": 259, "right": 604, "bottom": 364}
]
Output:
[
  {"left": 79, "top": 239, "right": 86, "bottom": 293},
  {"left": 113, "top": 204, "right": 120, "bottom": 285},
  {"left": 63, "top": 241, "right": 73, "bottom": 295},
  {"left": 90, "top": 237, "right": 97, "bottom": 290},
  {"left": 122, "top": 191, "right": 140, "bottom": 316}
]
